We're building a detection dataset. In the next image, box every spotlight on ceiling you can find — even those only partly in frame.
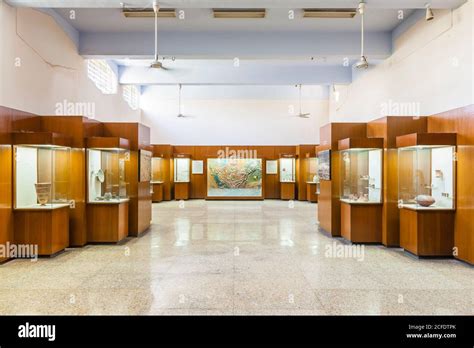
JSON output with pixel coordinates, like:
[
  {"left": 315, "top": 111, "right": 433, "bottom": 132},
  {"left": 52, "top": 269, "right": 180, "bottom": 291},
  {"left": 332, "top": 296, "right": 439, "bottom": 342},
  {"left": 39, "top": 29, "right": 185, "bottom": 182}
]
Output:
[
  {"left": 425, "top": 3, "right": 434, "bottom": 21},
  {"left": 354, "top": 1, "right": 369, "bottom": 70}
]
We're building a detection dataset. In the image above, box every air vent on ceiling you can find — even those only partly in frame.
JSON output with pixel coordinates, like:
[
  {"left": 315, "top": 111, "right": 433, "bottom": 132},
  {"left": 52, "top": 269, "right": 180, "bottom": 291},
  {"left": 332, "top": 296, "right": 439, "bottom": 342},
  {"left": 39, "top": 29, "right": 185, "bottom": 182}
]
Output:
[
  {"left": 303, "top": 9, "right": 357, "bottom": 18},
  {"left": 213, "top": 9, "right": 266, "bottom": 19},
  {"left": 123, "top": 8, "right": 176, "bottom": 18}
]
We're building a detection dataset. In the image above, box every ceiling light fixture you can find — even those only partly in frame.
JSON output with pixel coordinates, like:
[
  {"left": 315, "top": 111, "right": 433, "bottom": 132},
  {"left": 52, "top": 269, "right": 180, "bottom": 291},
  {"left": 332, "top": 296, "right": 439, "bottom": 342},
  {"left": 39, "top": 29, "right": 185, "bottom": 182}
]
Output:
[
  {"left": 212, "top": 9, "right": 266, "bottom": 19},
  {"left": 303, "top": 8, "right": 357, "bottom": 19},
  {"left": 297, "top": 84, "right": 310, "bottom": 118},
  {"left": 354, "top": 1, "right": 369, "bottom": 70},
  {"left": 425, "top": 3, "right": 434, "bottom": 21},
  {"left": 150, "top": 1, "right": 163, "bottom": 69}
]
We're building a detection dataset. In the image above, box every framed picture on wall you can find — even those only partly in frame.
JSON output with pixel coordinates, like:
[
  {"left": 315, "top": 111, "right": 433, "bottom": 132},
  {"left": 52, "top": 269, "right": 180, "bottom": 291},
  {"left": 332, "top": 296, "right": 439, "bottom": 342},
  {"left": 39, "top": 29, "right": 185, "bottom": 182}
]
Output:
[
  {"left": 139, "top": 149, "right": 152, "bottom": 182},
  {"left": 266, "top": 160, "right": 278, "bottom": 174},
  {"left": 192, "top": 160, "right": 204, "bottom": 174},
  {"left": 318, "top": 150, "right": 331, "bottom": 181}
]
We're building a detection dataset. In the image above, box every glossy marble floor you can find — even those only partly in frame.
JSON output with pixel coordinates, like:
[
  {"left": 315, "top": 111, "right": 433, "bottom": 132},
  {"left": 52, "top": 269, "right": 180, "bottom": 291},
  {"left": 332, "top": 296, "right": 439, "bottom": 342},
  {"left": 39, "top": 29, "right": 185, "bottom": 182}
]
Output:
[{"left": 0, "top": 200, "right": 472, "bottom": 315}]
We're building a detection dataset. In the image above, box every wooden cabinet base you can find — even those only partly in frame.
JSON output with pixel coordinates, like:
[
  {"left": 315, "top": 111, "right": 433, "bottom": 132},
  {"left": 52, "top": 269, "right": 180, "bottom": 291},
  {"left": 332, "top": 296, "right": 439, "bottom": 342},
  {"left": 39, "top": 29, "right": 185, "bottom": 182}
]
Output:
[
  {"left": 87, "top": 202, "right": 129, "bottom": 243},
  {"left": 175, "top": 182, "right": 190, "bottom": 200},
  {"left": 14, "top": 206, "right": 69, "bottom": 256},
  {"left": 152, "top": 183, "right": 163, "bottom": 202},
  {"left": 306, "top": 183, "right": 318, "bottom": 203},
  {"left": 341, "top": 202, "right": 382, "bottom": 243},
  {"left": 400, "top": 208, "right": 454, "bottom": 256},
  {"left": 280, "top": 182, "right": 295, "bottom": 200}
]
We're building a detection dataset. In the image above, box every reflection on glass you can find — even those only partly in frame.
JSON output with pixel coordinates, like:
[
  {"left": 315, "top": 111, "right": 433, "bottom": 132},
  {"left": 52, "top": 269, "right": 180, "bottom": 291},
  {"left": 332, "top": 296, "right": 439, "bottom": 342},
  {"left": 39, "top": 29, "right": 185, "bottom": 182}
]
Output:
[
  {"left": 14, "top": 145, "right": 71, "bottom": 209},
  {"left": 340, "top": 148, "right": 382, "bottom": 203},
  {"left": 279, "top": 158, "right": 295, "bottom": 182},
  {"left": 398, "top": 146, "right": 455, "bottom": 210},
  {"left": 307, "top": 157, "right": 319, "bottom": 183},
  {"left": 87, "top": 149, "right": 129, "bottom": 203},
  {"left": 174, "top": 158, "right": 190, "bottom": 183},
  {"left": 151, "top": 157, "right": 164, "bottom": 183}
]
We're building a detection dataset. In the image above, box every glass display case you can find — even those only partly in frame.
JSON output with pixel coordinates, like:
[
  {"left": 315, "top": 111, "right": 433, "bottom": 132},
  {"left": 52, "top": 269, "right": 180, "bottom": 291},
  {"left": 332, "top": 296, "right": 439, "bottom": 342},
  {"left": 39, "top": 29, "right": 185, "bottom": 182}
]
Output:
[
  {"left": 14, "top": 145, "right": 71, "bottom": 209},
  {"left": 307, "top": 157, "right": 319, "bottom": 183},
  {"left": 87, "top": 148, "right": 129, "bottom": 203},
  {"left": 340, "top": 148, "right": 382, "bottom": 203},
  {"left": 151, "top": 157, "right": 164, "bottom": 183},
  {"left": 279, "top": 157, "right": 295, "bottom": 183},
  {"left": 398, "top": 145, "right": 455, "bottom": 210},
  {"left": 174, "top": 157, "right": 190, "bottom": 183}
]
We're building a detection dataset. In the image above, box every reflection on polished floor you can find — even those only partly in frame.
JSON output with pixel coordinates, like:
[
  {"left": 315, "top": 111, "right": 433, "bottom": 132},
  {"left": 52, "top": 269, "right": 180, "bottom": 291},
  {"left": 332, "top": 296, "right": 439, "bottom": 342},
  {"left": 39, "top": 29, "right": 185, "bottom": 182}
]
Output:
[{"left": 0, "top": 200, "right": 472, "bottom": 315}]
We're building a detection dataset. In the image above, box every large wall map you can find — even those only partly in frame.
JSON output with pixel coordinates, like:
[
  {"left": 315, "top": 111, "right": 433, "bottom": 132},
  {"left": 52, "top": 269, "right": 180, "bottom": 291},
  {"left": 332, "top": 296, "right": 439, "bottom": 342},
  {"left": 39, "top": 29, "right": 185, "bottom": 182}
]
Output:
[{"left": 207, "top": 158, "right": 262, "bottom": 197}]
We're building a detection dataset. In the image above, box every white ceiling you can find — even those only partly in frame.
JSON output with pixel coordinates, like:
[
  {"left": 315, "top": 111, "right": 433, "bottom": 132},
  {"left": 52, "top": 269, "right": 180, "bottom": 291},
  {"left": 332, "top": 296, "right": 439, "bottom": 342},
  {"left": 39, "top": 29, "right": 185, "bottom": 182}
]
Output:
[{"left": 53, "top": 8, "right": 414, "bottom": 33}]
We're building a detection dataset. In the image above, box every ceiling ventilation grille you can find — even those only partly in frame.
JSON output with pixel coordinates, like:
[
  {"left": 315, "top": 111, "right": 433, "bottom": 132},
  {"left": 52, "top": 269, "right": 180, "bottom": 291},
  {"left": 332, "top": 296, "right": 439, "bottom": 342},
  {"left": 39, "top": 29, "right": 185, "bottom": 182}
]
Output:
[
  {"left": 303, "top": 9, "right": 357, "bottom": 18},
  {"left": 123, "top": 8, "right": 176, "bottom": 18},
  {"left": 212, "top": 9, "right": 266, "bottom": 18}
]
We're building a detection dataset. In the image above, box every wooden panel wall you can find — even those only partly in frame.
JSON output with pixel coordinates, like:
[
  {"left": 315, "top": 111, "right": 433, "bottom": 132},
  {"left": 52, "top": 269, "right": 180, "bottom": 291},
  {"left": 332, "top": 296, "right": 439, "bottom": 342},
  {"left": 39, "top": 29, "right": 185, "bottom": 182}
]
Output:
[
  {"left": 427, "top": 105, "right": 474, "bottom": 264},
  {"left": 171, "top": 145, "right": 298, "bottom": 199},
  {"left": 317, "top": 123, "right": 367, "bottom": 236},
  {"left": 367, "top": 116, "right": 428, "bottom": 247}
]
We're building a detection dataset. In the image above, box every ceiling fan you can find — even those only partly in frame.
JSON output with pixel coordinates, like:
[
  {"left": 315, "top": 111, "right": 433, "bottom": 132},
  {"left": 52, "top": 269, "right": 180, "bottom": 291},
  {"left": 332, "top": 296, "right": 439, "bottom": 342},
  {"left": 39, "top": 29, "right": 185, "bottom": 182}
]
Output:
[
  {"left": 296, "top": 84, "right": 310, "bottom": 118},
  {"left": 150, "top": 1, "right": 166, "bottom": 69}
]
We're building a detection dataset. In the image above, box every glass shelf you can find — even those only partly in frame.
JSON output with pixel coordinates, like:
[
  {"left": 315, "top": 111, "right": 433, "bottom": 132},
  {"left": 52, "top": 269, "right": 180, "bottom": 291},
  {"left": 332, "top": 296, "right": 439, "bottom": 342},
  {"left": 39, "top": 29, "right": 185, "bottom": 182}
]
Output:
[
  {"left": 279, "top": 157, "right": 295, "bottom": 183},
  {"left": 174, "top": 157, "right": 190, "bottom": 183}
]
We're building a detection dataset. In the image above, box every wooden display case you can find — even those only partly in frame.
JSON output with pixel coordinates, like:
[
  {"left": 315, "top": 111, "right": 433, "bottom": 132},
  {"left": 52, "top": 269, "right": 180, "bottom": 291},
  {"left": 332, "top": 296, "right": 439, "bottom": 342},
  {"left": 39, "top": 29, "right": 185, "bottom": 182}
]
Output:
[
  {"left": 86, "top": 136, "right": 130, "bottom": 243},
  {"left": 173, "top": 154, "right": 191, "bottom": 200},
  {"left": 306, "top": 182, "right": 318, "bottom": 203},
  {"left": 12, "top": 131, "right": 72, "bottom": 256},
  {"left": 338, "top": 137, "right": 384, "bottom": 243},
  {"left": 396, "top": 132, "right": 457, "bottom": 256},
  {"left": 279, "top": 154, "right": 296, "bottom": 200}
]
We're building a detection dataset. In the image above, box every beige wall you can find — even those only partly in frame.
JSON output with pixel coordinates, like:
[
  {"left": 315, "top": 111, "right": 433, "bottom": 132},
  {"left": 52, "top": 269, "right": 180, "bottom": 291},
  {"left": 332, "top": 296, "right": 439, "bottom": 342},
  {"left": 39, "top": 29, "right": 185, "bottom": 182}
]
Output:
[
  {"left": 0, "top": 2, "right": 140, "bottom": 122},
  {"left": 329, "top": 1, "right": 473, "bottom": 121}
]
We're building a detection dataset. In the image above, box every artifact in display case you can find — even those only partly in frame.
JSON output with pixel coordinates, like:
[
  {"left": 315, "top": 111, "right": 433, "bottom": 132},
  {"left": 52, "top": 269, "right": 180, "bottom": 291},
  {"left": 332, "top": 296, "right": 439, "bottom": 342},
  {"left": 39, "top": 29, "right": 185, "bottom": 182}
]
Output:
[
  {"left": 207, "top": 158, "right": 263, "bottom": 199},
  {"left": 397, "top": 139, "right": 456, "bottom": 210},
  {"left": 317, "top": 150, "right": 331, "bottom": 180},
  {"left": 14, "top": 145, "right": 71, "bottom": 209},
  {"left": 87, "top": 148, "right": 129, "bottom": 203},
  {"left": 338, "top": 138, "right": 384, "bottom": 243},
  {"left": 396, "top": 133, "right": 457, "bottom": 256},
  {"left": 139, "top": 149, "right": 152, "bottom": 182},
  {"left": 340, "top": 148, "right": 383, "bottom": 204}
]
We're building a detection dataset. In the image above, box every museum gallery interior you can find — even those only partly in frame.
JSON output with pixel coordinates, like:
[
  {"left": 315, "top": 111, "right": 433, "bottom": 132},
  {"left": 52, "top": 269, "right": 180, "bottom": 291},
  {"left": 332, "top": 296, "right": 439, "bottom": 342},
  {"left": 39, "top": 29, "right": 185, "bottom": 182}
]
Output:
[{"left": 0, "top": 0, "right": 472, "bottom": 316}]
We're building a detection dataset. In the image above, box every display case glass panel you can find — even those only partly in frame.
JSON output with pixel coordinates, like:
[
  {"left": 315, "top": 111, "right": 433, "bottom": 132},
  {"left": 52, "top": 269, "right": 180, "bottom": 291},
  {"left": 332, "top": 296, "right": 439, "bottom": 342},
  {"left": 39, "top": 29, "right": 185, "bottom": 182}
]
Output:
[
  {"left": 151, "top": 157, "right": 164, "bottom": 183},
  {"left": 279, "top": 158, "right": 295, "bottom": 182},
  {"left": 398, "top": 145, "right": 455, "bottom": 210},
  {"left": 14, "top": 145, "right": 71, "bottom": 209},
  {"left": 340, "top": 148, "right": 382, "bottom": 203},
  {"left": 174, "top": 157, "right": 190, "bottom": 183},
  {"left": 87, "top": 149, "right": 129, "bottom": 203},
  {"left": 207, "top": 158, "right": 262, "bottom": 197},
  {"left": 307, "top": 157, "right": 319, "bottom": 183}
]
